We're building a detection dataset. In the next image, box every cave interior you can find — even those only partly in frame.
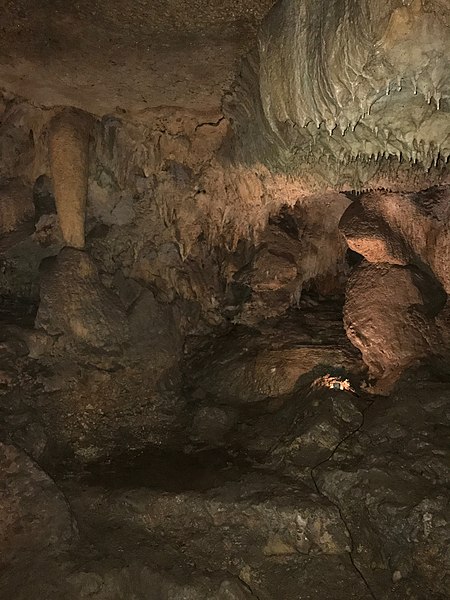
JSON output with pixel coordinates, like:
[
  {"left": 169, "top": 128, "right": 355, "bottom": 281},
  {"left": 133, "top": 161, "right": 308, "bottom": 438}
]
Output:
[{"left": 0, "top": 1, "right": 449, "bottom": 599}]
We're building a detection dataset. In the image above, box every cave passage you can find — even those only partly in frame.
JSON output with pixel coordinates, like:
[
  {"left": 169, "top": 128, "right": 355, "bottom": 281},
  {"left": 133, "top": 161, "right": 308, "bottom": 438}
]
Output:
[{"left": 0, "top": 1, "right": 449, "bottom": 599}]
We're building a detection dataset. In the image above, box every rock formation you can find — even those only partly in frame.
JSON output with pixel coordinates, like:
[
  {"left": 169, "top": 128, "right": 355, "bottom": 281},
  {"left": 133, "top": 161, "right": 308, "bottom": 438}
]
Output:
[
  {"left": 0, "top": 0, "right": 449, "bottom": 599},
  {"left": 229, "top": 0, "right": 450, "bottom": 189},
  {"left": 48, "top": 110, "right": 91, "bottom": 249},
  {"left": 36, "top": 247, "right": 129, "bottom": 354},
  {"left": 343, "top": 262, "right": 442, "bottom": 391},
  {"left": 340, "top": 187, "right": 450, "bottom": 290},
  {"left": 0, "top": 178, "right": 34, "bottom": 236}
]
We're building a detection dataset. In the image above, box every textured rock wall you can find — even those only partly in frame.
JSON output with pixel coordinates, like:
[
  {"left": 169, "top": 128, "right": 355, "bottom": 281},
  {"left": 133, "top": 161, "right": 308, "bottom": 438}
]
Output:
[
  {"left": 0, "top": 94, "right": 351, "bottom": 325},
  {"left": 340, "top": 187, "right": 450, "bottom": 291},
  {"left": 0, "top": 178, "right": 34, "bottom": 235},
  {"left": 227, "top": 0, "right": 450, "bottom": 189}
]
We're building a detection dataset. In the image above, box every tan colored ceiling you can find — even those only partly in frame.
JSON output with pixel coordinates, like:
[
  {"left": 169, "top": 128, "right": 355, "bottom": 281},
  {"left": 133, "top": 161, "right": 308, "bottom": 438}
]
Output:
[{"left": 0, "top": 0, "right": 275, "bottom": 117}]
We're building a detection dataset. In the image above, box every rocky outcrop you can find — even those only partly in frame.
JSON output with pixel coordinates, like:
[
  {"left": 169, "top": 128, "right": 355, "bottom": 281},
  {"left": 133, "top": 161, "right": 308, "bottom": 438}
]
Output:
[
  {"left": 49, "top": 110, "right": 91, "bottom": 249},
  {"left": 188, "top": 317, "right": 360, "bottom": 408},
  {"left": 340, "top": 187, "right": 450, "bottom": 292},
  {"left": 36, "top": 248, "right": 129, "bottom": 354},
  {"left": 268, "top": 385, "right": 364, "bottom": 469},
  {"left": 67, "top": 471, "right": 372, "bottom": 600},
  {"left": 343, "top": 263, "right": 441, "bottom": 391},
  {"left": 315, "top": 382, "right": 450, "bottom": 598}
]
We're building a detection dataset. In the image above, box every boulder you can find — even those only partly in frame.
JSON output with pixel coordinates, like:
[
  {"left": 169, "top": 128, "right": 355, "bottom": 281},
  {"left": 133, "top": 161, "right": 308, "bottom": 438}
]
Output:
[
  {"left": 339, "top": 198, "right": 407, "bottom": 265},
  {"left": 343, "top": 263, "right": 440, "bottom": 389},
  {"left": 36, "top": 248, "right": 129, "bottom": 353},
  {"left": 340, "top": 188, "right": 450, "bottom": 293}
]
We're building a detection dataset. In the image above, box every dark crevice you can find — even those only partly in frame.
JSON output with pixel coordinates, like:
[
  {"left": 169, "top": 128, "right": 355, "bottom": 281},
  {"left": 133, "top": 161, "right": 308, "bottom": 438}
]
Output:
[
  {"left": 233, "top": 571, "right": 262, "bottom": 600},
  {"left": 194, "top": 116, "right": 225, "bottom": 131}
]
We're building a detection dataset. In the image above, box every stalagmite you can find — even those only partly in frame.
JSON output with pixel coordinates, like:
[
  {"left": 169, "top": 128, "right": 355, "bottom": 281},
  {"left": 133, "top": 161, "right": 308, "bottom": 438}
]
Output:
[{"left": 48, "top": 109, "right": 91, "bottom": 249}]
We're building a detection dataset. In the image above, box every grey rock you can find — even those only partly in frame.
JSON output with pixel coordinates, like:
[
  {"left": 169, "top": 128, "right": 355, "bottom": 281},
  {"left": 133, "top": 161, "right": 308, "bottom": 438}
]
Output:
[{"left": 315, "top": 384, "right": 450, "bottom": 597}]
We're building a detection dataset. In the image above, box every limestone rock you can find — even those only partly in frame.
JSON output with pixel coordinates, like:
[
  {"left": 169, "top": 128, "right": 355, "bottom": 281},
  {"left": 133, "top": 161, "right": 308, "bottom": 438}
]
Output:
[
  {"left": 343, "top": 263, "right": 439, "bottom": 388},
  {"left": 431, "top": 219, "right": 450, "bottom": 294},
  {"left": 49, "top": 109, "right": 91, "bottom": 249},
  {"left": 269, "top": 387, "right": 363, "bottom": 468},
  {"left": 0, "top": 178, "right": 34, "bottom": 235},
  {"left": 34, "top": 362, "right": 183, "bottom": 465},
  {"left": 230, "top": 0, "right": 450, "bottom": 187},
  {"left": 127, "top": 289, "right": 182, "bottom": 360},
  {"left": 72, "top": 471, "right": 351, "bottom": 558},
  {"left": 36, "top": 248, "right": 129, "bottom": 353},
  {"left": 340, "top": 188, "right": 450, "bottom": 293},
  {"left": 0, "top": 234, "right": 59, "bottom": 302},
  {"left": 235, "top": 195, "right": 350, "bottom": 324},
  {"left": 315, "top": 385, "right": 450, "bottom": 597},
  {"left": 435, "top": 300, "right": 450, "bottom": 356},
  {"left": 190, "top": 405, "right": 238, "bottom": 445},
  {"left": 339, "top": 199, "right": 407, "bottom": 265},
  {"left": 189, "top": 315, "right": 360, "bottom": 406},
  {"left": 0, "top": 442, "right": 75, "bottom": 566}
]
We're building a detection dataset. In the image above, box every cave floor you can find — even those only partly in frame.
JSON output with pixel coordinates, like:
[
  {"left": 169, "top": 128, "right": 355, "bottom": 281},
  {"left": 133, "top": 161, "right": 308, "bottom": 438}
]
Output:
[{"left": 1, "top": 298, "right": 449, "bottom": 600}]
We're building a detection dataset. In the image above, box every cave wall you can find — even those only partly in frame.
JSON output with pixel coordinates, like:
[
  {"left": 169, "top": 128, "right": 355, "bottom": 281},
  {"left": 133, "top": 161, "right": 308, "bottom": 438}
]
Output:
[{"left": 0, "top": 93, "right": 352, "bottom": 328}]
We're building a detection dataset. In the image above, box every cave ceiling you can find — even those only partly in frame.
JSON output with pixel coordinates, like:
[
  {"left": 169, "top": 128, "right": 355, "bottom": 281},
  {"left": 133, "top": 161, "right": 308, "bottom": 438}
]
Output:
[
  {"left": 0, "top": 0, "right": 275, "bottom": 116},
  {"left": 1, "top": 0, "right": 449, "bottom": 191}
]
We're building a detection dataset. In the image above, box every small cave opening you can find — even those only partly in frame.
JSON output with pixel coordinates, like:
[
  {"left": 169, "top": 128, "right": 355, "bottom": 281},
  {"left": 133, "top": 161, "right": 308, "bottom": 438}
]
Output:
[{"left": 0, "top": 0, "right": 449, "bottom": 598}]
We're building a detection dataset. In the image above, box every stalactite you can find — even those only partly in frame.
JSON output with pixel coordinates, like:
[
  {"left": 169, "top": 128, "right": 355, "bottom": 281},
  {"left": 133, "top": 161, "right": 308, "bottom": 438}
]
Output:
[{"left": 48, "top": 109, "right": 92, "bottom": 249}]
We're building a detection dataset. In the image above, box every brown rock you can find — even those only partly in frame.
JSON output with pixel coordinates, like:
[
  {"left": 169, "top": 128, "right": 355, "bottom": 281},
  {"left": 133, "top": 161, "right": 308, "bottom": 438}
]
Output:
[
  {"left": 339, "top": 199, "right": 407, "bottom": 265},
  {"left": 49, "top": 109, "right": 91, "bottom": 249},
  {"left": 191, "top": 330, "right": 360, "bottom": 406},
  {"left": 36, "top": 248, "right": 129, "bottom": 352},
  {"left": 343, "top": 263, "right": 438, "bottom": 387},
  {"left": 0, "top": 178, "right": 34, "bottom": 235},
  {"left": 340, "top": 188, "right": 450, "bottom": 292},
  {"left": 0, "top": 442, "right": 75, "bottom": 567},
  {"left": 236, "top": 194, "right": 350, "bottom": 324},
  {"left": 431, "top": 220, "right": 450, "bottom": 293}
]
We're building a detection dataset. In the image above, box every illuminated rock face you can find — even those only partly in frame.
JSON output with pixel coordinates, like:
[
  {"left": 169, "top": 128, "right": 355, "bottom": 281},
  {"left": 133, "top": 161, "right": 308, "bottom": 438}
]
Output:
[
  {"left": 48, "top": 110, "right": 91, "bottom": 249},
  {"left": 343, "top": 262, "right": 441, "bottom": 390},
  {"left": 231, "top": 0, "right": 450, "bottom": 188},
  {"left": 339, "top": 187, "right": 450, "bottom": 292}
]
